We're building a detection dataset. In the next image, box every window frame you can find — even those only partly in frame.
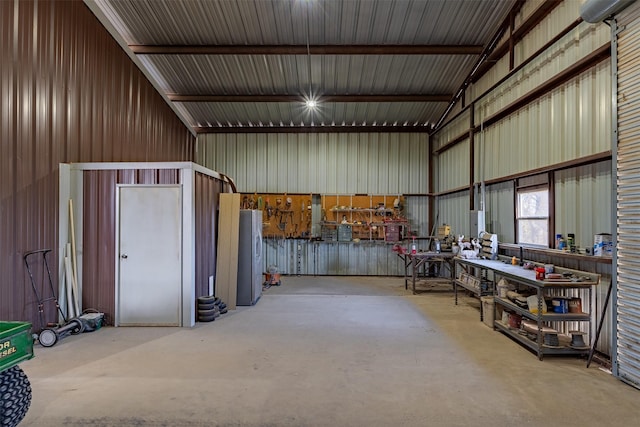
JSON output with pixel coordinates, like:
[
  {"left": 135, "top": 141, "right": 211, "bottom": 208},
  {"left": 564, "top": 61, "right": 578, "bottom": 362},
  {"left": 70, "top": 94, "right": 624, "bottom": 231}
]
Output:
[{"left": 515, "top": 183, "right": 550, "bottom": 247}]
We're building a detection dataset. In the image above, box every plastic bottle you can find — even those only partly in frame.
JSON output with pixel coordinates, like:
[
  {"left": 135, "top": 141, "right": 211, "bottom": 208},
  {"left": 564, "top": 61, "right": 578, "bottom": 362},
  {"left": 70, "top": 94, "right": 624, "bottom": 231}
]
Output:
[
  {"left": 411, "top": 238, "right": 417, "bottom": 255},
  {"left": 511, "top": 256, "right": 517, "bottom": 265},
  {"left": 556, "top": 234, "right": 562, "bottom": 249},
  {"left": 558, "top": 238, "right": 567, "bottom": 251},
  {"left": 567, "top": 233, "right": 575, "bottom": 252}
]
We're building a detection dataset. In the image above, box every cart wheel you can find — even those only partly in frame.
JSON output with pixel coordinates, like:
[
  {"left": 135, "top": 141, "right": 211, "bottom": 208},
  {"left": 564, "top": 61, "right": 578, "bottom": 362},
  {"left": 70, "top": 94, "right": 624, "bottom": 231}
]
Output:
[
  {"left": 276, "top": 281, "right": 282, "bottom": 286},
  {"left": 69, "top": 318, "right": 85, "bottom": 335},
  {"left": 0, "top": 365, "right": 32, "bottom": 427},
  {"left": 38, "top": 328, "right": 58, "bottom": 347}
]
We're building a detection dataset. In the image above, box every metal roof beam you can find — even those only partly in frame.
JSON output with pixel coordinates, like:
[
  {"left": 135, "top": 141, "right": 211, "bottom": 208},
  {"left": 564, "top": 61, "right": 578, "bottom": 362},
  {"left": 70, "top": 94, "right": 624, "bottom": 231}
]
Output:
[
  {"left": 193, "top": 125, "right": 430, "bottom": 134},
  {"left": 129, "top": 44, "right": 484, "bottom": 55},
  {"left": 169, "top": 94, "right": 451, "bottom": 103}
]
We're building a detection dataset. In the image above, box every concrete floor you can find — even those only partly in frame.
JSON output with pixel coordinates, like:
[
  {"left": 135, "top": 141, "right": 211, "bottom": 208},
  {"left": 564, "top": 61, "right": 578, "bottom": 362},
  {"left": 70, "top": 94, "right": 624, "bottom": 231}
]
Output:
[{"left": 20, "top": 276, "right": 638, "bottom": 427}]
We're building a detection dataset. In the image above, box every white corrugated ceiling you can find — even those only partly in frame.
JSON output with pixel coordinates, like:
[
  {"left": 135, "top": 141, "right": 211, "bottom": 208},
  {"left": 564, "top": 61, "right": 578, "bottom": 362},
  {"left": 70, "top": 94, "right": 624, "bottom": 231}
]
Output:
[{"left": 86, "top": 0, "right": 518, "bottom": 133}]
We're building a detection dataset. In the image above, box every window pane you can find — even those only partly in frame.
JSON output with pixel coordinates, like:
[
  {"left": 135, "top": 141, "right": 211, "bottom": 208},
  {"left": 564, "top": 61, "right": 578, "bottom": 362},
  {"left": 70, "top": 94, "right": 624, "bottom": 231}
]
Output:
[
  {"left": 518, "top": 219, "right": 548, "bottom": 246},
  {"left": 517, "top": 190, "right": 548, "bottom": 218}
]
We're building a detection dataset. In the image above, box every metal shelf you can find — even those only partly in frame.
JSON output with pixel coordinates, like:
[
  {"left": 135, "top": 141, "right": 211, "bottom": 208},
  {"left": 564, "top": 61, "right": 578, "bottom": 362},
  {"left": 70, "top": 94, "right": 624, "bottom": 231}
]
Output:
[
  {"left": 494, "top": 297, "right": 590, "bottom": 322},
  {"left": 454, "top": 257, "right": 598, "bottom": 361},
  {"left": 494, "top": 321, "right": 589, "bottom": 356}
]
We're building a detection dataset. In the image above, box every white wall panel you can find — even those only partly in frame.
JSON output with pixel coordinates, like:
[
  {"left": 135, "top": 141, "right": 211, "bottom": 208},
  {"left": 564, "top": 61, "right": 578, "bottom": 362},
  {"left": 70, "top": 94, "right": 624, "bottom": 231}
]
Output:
[
  {"left": 436, "top": 192, "right": 469, "bottom": 238},
  {"left": 377, "top": 134, "right": 392, "bottom": 193},
  {"left": 476, "top": 22, "right": 609, "bottom": 120},
  {"left": 470, "top": 53, "right": 511, "bottom": 101},
  {"left": 517, "top": 0, "right": 582, "bottom": 62},
  {"left": 436, "top": 139, "right": 470, "bottom": 192},
  {"left": 555, "top": 162, "right": 612, "bottom": 252},
  {"left": 484, "top": 181, "right": 515, "bottom": 243},
  {"left": 432, "top": 111, "right": 470, "bottom": 152},
  {"left": 197, "top": 132, "right": 428, "bottom": 195},
  {"left": 477, "top": 62, "right": 611, "bottom": 181},
  {"left": 404, "top": 196, "right": 429, "bottom": 238}
]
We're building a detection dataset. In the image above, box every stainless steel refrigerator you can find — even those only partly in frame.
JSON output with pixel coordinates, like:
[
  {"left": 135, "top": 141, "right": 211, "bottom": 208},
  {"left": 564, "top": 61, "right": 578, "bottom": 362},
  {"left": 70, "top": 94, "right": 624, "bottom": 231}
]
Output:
[{"left": 236, "top": 210, "right": 263, "bottom": 305}]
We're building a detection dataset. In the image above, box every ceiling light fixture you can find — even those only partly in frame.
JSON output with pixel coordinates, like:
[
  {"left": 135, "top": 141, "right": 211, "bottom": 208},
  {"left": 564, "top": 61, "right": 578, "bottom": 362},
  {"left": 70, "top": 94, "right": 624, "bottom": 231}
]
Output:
[{"left": 304, "top": 3, "right": 318, "bottom": 111}]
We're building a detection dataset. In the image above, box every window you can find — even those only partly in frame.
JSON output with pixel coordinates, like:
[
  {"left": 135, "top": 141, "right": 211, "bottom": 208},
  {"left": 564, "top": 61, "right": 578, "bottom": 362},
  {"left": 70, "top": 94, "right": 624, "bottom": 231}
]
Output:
[{"left": 516, "top": 186, "right": 549, "bottom": 246}]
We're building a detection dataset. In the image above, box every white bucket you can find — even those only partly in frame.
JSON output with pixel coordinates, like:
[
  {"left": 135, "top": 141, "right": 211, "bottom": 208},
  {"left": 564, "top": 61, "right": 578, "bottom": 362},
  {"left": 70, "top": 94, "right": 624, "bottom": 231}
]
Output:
[
  {"left": 496, "top": 279, "right": 509, "bottom": 298},
  {"left": 481, "top": 296, "right": 495, "bottom": 328}
]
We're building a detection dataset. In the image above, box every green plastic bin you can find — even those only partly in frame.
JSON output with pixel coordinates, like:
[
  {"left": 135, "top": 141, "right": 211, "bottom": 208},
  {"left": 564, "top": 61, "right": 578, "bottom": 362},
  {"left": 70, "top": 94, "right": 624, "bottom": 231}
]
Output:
[{"left": 0, "top": 321, "right": 34, "bottom": 373}]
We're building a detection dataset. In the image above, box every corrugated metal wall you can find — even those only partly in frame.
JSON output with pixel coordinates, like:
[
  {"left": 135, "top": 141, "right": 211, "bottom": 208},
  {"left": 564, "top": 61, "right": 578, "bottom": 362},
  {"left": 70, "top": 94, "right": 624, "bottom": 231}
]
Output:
[
  {"left": 435, "top": 193, "right": 469, "bottom": 239},
  {"left": 435, "top": 139, "right": 470, "bottom": 192},
  {"left": 484, "top": 181, "right": 515, "bottom": 242},
  {"left": 263, "top": 240, "right": 406, "bottom": 277},
  {"left": 477, "top": 63, "right": 611, "bottom": 182},
  {"left": 194, "top": 172, "right": 225, "bottom": 298},
  {"left": 432, "top": 2, "right": 615, "bottom": 358},
  {"left": 404, "top": 196, "right": 429, "bottom": 238},
  {"left": 82, "top": 168, "right": 180, "bottom": 324},
  {"left": 614, "top": 0, "right": 640, "bottom": 389},
  {"left": 0, "top": 1, "right": 195, "bottom": 326},
  {"left": 197, "top": 132, "right": 428, "bottom": 195},
  {"left": 555, "top": 161, "right": 612, "bottom": 250},
  {"left": 431, "top": 112, "right": 470, "bottom": 152},
  {"left": 471, "top": 12, "right": 610, "bottom": 102}
]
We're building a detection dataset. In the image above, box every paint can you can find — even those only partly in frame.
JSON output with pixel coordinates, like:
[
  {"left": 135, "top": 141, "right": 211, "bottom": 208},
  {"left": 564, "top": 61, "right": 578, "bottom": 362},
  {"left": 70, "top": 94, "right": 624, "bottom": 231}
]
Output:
[
  {"left": 568, "top": 297, "right": 582, "bottom": 313},
  {"left": 551, "top": 297, "right": 568, "bottom": 313},
  {"left": 508, "top": 313, "right": 522, "bottom": 329}
]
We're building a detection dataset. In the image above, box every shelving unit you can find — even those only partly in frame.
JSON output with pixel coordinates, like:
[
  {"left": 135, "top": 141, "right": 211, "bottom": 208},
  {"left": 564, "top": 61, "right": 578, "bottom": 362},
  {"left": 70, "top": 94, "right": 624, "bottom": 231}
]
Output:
[
  {"left": 455, "top": 257, "right": 599, "bottom": 360},
  {"left": 320, "top": 194, "right": 406, "bottom": 241},
  {"left": 453, "top": 271, "right": 494, "bottom": 303}
]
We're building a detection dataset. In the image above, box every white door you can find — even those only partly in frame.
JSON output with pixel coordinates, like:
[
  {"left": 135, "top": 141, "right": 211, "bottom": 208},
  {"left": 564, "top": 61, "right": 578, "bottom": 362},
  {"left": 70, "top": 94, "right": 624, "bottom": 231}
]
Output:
[{"left": 117, "top": 185, "right": 182, "bottom": 326}]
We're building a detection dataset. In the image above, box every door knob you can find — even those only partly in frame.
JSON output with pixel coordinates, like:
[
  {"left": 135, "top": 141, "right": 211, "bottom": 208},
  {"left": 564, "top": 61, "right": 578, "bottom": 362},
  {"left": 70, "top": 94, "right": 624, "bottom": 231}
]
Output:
[{"left": 121, "top": 254, "right": 128, "bottom": 259}]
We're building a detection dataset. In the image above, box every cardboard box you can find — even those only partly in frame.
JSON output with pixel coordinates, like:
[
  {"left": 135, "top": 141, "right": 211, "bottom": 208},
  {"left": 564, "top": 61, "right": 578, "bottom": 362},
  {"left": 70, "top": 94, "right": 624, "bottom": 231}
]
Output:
[
  {"left": 594, "top": 233, "right": 612, "bottom": 257},
  {"left": 436, "top": 225, "right": 451, "bottom": 239},
  {"left": 384, "top": 224, "right": 400, "bottom": 242}
]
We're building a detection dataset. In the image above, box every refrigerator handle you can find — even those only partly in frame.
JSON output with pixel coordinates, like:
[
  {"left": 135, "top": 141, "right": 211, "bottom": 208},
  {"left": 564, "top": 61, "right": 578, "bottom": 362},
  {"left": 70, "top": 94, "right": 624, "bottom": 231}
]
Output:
[{"left": 255, "top": 235, "right": 262, "bottom": 258}]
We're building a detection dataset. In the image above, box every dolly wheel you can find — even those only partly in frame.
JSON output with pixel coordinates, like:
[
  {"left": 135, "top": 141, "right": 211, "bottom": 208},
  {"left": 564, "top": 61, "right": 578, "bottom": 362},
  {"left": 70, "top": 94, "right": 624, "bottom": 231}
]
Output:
[{"left": 38, "top": 328, "right": 58, "bottom": 347}]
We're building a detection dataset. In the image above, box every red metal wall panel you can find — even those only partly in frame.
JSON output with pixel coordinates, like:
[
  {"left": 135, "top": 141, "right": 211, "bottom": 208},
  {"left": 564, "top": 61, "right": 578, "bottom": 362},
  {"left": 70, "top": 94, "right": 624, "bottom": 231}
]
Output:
[
  {"left": 81, "top": 168, "right": 182, "bottom": 325},
  {"left": 194, "top": 173, "right": 225, "bottom": 298},
  {"left": 81, "top": 170, "right": 118, "bottom": 324},
  {"left": 1, "top": 0, "right": 195, "bottom": 327}
]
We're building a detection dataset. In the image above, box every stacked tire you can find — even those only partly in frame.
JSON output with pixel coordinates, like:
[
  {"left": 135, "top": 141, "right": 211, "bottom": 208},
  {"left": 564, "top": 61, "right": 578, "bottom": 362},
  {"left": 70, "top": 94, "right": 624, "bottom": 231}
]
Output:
[{"left": 197, "top": 296, "right": 228, "bottom": 322}]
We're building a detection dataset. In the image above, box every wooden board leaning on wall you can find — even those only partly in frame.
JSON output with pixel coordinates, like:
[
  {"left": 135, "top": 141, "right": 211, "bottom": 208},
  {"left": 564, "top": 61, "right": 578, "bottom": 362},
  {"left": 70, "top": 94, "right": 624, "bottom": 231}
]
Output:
[{"left": 239, "top": 193, "right": 405, "bottom": 240}]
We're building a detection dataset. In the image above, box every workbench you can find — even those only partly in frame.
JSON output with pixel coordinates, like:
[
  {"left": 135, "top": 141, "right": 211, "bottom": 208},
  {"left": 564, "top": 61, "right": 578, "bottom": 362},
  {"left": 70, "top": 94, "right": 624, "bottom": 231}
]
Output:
[
  {"left": 398, "top": 251, "right": 456, "bottom": 294},
  {"left": 454, "top": 257, "right": 600, "bottom": 360}
]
